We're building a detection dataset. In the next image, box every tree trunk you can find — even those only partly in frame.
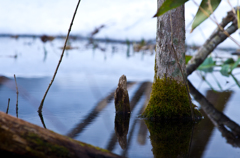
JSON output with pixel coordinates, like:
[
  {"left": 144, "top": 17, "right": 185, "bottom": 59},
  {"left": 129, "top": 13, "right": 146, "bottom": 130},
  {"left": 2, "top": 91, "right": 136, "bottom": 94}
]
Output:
[
  {"left": 142, "top": 2, "right": 199, "bottom": 120},
  {"left": 0, "top": 112, "right": 120, "bottom": 158},
  {"left": 155, "top": 1, "right": 186, "bottom": 81}
]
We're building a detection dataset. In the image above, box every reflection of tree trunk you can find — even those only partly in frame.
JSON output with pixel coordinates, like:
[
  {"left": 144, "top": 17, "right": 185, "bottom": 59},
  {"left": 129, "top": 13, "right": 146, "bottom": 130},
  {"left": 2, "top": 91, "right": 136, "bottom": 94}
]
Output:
[
  {"left": 145, "top": 120, "right": 193, "bottom": 158},
  {"left": 188, "top": 80, "right": 240, "bottom": 148},
  {"left": 0, "top": 112, "right": 121, "bottom": 158},
  {"left": 66, "top": 82, "right": 136, "bottom": 138},
  {"left": 189, "top": 90, "right": 232, "bottom": 158},
  {"left": 114, "top": 113, "right": 130, "bottom": 149}
]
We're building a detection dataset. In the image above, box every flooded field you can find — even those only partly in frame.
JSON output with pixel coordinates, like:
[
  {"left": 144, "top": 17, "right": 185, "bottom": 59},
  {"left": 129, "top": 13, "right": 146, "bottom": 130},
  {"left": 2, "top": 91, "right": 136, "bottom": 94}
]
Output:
[{"left": 0, "top": 37, "right": 240, "bottom": 157}]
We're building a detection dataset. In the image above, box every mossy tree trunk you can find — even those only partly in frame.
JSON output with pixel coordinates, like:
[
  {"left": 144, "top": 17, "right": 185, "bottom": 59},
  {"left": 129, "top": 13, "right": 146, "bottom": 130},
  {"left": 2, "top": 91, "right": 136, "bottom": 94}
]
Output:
[{"left": 142, "top": 2, "right": 195, "bottom": 120}]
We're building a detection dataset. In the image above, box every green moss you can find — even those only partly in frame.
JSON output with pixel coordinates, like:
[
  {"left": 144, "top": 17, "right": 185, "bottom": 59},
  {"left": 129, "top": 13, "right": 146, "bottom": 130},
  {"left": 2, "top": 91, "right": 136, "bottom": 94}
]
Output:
[
  {"left": 67, "top": 135, "right": 110, "bottom": 153},
  {"left": 142, "top": 76, "right": 196, "bottom": 120},
  {"left": 145, "top": 120, "right": 193, "bottom": 157},
  {"left": 0, "top": 125, "right": 15, "bottom": 148},
  {"left": 26, "top": 133, "right": 71, "bottom": 157}
]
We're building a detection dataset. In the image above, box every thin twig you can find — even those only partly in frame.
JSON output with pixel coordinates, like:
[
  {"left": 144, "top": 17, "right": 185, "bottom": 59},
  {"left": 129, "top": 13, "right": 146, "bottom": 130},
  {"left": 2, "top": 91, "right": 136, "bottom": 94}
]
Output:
[
  {"left": 227, "top": 0, "right": 237, "bottom": 15},
  {"left": 192, "top": 0, "right": 240, "bottom": 48},
  {"left": 38, "top": 0, "right": 82, "bottom": 113},
  {"left": 170, "top": 11, "right": 195, "bottom": 121},
  {"left": 207, "top": 0, "right": 217, "bottom": 22},
  {"left": 14, "top": 74, "right": 19, "bottom": 118},
  {"left": 6, "top": 98, "right": 10, "bottom": 114}
]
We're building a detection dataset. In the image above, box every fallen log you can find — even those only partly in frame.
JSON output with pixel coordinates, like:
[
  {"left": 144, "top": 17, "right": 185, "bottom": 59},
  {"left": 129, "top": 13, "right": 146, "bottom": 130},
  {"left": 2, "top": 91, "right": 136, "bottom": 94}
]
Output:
[{"left": 0, "top": 111, "right": 121, "bottom": 158}]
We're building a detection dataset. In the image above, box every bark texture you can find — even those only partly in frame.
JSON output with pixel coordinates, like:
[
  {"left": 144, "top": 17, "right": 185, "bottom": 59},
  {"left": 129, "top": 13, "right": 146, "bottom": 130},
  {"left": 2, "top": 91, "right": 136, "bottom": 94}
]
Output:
[
  {"left": 0, "top": 112, "right": 120, "bottom": 158},
  {"left": 156, "top": 0, "right": 186, "bottom": 81}
]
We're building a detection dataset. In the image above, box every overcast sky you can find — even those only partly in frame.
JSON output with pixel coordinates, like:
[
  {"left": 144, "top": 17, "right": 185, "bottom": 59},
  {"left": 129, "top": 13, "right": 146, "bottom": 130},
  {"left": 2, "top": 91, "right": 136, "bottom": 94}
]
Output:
[{"left": 0, "top": 0, "right": 239, "bottom": 47}]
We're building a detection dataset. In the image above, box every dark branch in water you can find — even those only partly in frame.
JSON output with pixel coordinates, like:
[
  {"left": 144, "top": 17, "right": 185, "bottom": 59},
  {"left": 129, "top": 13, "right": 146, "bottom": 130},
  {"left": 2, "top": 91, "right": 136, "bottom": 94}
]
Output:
[
  {"left": 188, "top": 80, "right": 240, "bottom": 147},
  {"left": 38, "top": 112, "right": 47, "bottom": 129},
  {"left": 14, "top": 74, "right": 19, "bottom": 118}
]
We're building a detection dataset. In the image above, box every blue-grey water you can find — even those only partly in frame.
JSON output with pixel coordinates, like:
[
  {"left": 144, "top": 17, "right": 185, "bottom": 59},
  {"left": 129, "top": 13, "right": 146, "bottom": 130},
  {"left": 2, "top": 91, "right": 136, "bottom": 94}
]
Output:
[{"left": 0, "top": 37, "right": 240, "bottom": 157}]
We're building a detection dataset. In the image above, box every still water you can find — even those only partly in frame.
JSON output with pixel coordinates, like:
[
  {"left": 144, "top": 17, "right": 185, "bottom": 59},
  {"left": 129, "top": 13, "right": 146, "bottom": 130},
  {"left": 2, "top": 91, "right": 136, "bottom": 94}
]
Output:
[{"left": 0, "top": 37, "right": 240, "bottom": 157}]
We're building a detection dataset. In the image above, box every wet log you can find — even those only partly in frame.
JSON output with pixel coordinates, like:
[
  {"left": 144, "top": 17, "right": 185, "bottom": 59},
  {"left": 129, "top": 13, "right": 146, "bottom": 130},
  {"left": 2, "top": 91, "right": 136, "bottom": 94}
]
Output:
[
  {"left": 114, "top": 75, "right": 130, "bottom": 114},
  {"left": 0, "top": 111, "right": 121, "bottom": 158}
]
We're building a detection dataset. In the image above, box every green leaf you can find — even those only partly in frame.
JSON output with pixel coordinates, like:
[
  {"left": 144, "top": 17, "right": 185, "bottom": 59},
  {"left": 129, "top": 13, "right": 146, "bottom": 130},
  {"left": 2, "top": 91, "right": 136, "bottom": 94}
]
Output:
[
  {"left": 220, "top": 64, "right": 230, "bottom": 77},
  {"left": 185, "top": 55, "right": 192, "bottom": 64},
  {"left": 198, "top": 57, "right": 215, "bottom": 73},
  {"left": 154, "top": 0, "right": 189, "bottom": 17},
  {"left": 191, "top": 0, "right": 221, "bottom": 32},
  {"left": 223, "top": 58, "right": 235, "bottom": 64},
  {"left": 230, "top": 57, "right": 240, "bottom": 72}
]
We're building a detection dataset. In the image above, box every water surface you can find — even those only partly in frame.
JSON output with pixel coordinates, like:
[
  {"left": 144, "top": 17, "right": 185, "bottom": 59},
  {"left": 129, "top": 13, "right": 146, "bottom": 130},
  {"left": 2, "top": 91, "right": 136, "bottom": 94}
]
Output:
[{"left": 0, "top": 37, "right": 240, "bottom": 157}]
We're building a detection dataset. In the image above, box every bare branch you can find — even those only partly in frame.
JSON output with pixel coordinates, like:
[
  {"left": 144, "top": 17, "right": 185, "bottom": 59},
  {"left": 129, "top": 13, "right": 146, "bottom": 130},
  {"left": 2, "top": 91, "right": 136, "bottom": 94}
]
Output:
[
  {"left": 38, "top": 0, "right": 82, "bottom": 113},
  {"left": 187, "top": 8, "right": 238, "bottom": 76}
]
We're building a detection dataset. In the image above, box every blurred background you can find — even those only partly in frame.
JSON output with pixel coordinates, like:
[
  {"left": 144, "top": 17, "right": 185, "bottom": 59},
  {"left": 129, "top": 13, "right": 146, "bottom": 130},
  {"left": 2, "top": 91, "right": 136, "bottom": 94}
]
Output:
[{"left": 0, "top": 0, "right": 240, "bottom": 157}]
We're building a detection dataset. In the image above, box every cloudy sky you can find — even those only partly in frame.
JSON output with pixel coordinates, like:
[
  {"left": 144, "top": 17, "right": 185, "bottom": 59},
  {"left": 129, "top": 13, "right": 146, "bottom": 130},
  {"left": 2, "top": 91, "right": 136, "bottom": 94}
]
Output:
[{"left": 0, "top": 0, "right": 239, "bottom": 47}]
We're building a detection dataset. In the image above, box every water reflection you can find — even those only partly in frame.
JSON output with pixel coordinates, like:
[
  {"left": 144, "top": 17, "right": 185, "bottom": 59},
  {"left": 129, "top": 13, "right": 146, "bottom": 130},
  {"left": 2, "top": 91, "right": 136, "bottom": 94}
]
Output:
[
  {"left": 66, "top": 82, "right": 136, "bottom": 138},
  {"left": 38, "top": 112, "right": 47, "bottom": 129},
  {"left": 145, "top": 120, "right": 193, "bottom": 158},
  {"left": 114, "top": 113, "right": 130, "bottom": 149},
  {"left": 1, "top": 36, "right": 240, "bottom": 157},
  {"left": 137, "top": 120, "right": 148, "bottom": 145},
  {"left": 188, "top": 80, "right": 240, "bottom": 149},
  {"left": 189, "top": 89, "right": 233, "bottom": 157}
]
